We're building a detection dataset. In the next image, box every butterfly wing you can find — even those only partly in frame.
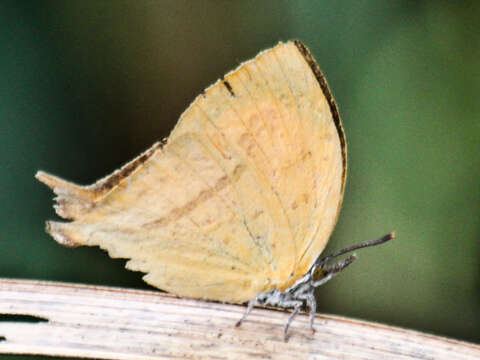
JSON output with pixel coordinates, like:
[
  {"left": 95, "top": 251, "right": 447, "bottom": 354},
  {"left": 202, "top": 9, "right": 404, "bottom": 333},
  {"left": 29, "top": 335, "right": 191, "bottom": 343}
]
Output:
[{"left": 36, "top": 41, "right": 345, "bottom": 302}]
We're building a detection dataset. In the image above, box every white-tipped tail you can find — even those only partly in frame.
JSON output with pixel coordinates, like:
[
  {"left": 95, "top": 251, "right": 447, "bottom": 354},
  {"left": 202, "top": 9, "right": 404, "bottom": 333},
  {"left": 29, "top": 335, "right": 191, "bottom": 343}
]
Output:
[{"left": 36, "top": 171, "right": 95, "bottom": 219}]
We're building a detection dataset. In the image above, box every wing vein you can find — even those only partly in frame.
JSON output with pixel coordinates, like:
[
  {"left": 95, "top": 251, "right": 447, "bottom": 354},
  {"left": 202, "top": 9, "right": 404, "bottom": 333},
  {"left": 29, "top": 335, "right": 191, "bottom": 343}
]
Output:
[
  {"left": 192, "top": 103, "right": 274, "bottom": 269},
  {"left": 166, "top": 144, "right": 258, "bottom": 272}
]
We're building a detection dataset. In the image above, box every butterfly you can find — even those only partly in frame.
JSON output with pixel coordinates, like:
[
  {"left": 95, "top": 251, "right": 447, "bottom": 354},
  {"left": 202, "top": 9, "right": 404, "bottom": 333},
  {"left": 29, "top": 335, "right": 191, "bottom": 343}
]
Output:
[{"left": 37, "top": 40, "right": 394, "bottom": 340}]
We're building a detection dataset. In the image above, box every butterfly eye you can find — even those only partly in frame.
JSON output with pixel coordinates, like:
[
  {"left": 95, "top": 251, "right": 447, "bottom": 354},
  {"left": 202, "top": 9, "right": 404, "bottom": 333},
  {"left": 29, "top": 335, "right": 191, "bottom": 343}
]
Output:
[{"left": 312, "top": 265, "right": 325, "bottom": 281}]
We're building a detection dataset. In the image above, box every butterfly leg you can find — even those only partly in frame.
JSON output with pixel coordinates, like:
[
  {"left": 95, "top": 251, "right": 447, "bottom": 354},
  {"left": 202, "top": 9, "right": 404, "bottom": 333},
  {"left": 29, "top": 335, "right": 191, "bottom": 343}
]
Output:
[
  {"left": 305, "top": 293, "right": 317, "bottom": 333},
  {"left": 284, "top": 302, "right": 302, "bottom": 341},
  {"left": 235, "top": 297, "right": 257, "bottom": 327}
]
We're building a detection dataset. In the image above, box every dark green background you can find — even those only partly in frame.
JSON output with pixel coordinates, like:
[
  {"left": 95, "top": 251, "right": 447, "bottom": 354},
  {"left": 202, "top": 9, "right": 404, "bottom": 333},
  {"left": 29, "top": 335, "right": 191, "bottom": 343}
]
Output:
[{"left": 1, "top": 1, "right": 478, "bottom": 357}]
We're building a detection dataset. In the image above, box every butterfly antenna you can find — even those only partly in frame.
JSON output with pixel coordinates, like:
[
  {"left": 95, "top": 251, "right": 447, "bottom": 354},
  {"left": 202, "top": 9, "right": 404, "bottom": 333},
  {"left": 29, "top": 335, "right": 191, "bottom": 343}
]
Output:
[{"left": 314, "top": 232, "right": 395, "bottom": 269}]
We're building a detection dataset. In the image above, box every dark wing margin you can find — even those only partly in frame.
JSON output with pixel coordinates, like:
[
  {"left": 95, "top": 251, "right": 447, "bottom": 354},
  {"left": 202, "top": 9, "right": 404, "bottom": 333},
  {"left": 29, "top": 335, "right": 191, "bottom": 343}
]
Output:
[
  {"left": 293, "top": 40, "right": 347, "bottom": 195},
  {"left": 91, "top": 142, "right": 163, "bottom": 195}
]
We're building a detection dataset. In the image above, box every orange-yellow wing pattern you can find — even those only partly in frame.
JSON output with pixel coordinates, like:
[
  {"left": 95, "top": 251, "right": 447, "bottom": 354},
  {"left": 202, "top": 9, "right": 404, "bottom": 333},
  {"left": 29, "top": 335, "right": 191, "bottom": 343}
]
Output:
[{"left": 36, "top": 40, "right": 346, "bottom": 303}]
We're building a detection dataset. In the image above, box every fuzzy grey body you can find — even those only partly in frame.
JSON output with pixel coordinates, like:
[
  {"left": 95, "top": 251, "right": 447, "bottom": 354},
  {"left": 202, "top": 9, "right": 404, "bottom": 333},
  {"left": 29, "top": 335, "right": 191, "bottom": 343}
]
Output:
[{"left": 236, "top": 233, "right": 394, "bottom": 340}]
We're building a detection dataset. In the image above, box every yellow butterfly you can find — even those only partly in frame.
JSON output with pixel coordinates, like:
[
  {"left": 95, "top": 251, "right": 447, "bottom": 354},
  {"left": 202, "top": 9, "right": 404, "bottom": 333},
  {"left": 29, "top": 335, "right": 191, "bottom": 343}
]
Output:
[{"left": 37, "top": 40, "right": 394, "bottom": 340}]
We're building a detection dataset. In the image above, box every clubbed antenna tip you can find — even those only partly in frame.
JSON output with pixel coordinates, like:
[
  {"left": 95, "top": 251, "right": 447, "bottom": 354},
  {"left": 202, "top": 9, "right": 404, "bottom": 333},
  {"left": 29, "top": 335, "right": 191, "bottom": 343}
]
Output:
[{"left": 315, "top": 232, "right": 396, "bottom": 268}]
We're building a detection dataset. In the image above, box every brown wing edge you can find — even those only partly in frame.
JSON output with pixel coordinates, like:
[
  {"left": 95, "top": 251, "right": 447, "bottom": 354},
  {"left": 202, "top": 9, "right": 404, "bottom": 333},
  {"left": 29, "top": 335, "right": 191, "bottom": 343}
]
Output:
[
  {"left": 88, "top": 141, "right": 164, "bottom": 195},
  {"left": 36, "top": 141, "right": 163, "bottom": 240},
  {"left": 293, "top": 40, "right": 347, "bottom": 196}
]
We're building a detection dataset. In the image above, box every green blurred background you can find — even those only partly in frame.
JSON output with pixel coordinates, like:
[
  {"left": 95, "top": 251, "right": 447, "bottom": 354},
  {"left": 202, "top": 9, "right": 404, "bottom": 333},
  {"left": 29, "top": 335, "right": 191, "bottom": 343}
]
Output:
[{"left": 1, "top": 1, "right": 478, "bottom": 355}]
